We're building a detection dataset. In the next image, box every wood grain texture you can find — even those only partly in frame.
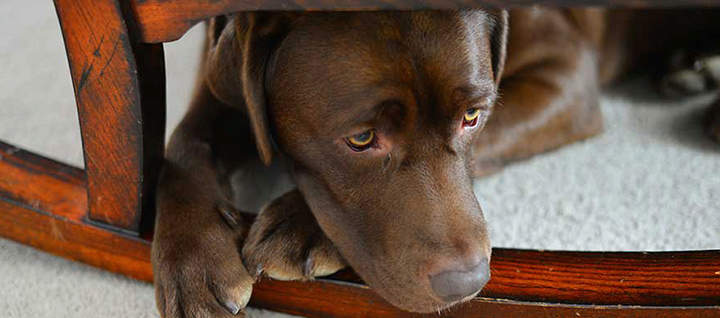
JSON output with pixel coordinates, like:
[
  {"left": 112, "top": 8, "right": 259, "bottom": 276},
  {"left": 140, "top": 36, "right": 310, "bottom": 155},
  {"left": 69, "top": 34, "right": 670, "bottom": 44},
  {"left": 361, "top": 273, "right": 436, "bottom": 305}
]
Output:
[
  {"left": 1, "top": 142, "right": 719, "bottom": 316},
  {"left": 54, "top": 0, "right": 165, "bottom": 234},
  {"left": 0, "top": 142, "right": 85, "bottom": 222},
  {"left": 252, "top": 279, "right": 720, "bottom": 317},
  {"left": 0, "top": 142, "right": 152, "bottom": 282},
  {"left": 129, "top": 0, "right": 720, "bottom": 43}
]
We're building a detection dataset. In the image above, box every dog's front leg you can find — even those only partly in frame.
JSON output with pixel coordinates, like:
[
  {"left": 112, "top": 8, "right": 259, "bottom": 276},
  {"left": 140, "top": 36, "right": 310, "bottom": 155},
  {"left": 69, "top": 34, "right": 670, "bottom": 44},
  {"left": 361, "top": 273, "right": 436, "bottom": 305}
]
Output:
[
  {"left": 152, "top": 90, "right": 256, "bottom": 318},
  {"left": 241, "top": 189, "right": 346, "bottom": 281},
  {"left": 153, "top": 153, "right": 253, "bottom": 318}
]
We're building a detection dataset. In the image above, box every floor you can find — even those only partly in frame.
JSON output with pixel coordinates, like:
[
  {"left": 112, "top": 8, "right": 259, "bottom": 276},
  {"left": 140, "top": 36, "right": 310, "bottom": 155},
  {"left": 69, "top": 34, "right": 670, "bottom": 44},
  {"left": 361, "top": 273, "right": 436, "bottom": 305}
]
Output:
[{"left": 1, "top": 2, "right": 718, "bottom": 317}]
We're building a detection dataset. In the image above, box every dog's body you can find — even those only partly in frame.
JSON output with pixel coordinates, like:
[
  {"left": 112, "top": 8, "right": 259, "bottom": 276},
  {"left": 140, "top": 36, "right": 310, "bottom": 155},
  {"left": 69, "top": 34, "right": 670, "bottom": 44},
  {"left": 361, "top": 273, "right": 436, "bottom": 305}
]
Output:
[{"left": 152, "top": 8, "right": 720, "bottom": 317}]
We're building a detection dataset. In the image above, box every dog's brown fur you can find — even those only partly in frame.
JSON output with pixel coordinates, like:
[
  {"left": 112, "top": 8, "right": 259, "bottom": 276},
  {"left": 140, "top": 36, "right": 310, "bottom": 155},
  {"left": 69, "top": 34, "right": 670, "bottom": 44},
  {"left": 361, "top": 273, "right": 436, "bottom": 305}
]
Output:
[{"left": 152, "top": 8, "right": 720, "bottom": 317}]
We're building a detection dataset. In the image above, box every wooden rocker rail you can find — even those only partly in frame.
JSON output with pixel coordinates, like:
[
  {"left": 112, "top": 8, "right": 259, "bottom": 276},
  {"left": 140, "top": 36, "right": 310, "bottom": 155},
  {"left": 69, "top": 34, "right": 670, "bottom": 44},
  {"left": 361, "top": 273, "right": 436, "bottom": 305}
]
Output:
[
  {"left": 1, "top": 0, "right": 720, "bottom": 316},
  {"left": 2, "top": 141, "right": 719, "bottom": 317}
]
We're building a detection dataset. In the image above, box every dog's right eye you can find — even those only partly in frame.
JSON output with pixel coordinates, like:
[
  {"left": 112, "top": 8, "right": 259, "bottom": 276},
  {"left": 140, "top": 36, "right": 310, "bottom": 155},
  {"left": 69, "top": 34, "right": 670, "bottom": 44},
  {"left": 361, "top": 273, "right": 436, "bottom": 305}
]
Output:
[{"left": 346, "top": 129, "right": 376, "bottom": 151}]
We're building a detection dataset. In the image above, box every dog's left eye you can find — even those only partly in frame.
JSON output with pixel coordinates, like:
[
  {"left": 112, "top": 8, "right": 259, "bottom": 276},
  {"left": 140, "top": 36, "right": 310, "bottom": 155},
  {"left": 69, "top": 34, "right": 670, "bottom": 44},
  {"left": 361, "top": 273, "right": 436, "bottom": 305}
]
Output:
[
  {"left": 463, "top": 108, "right": 481, "bottom": 128},
  {"left": 346, "top": 129, "right": 376, "bottom": 151}
]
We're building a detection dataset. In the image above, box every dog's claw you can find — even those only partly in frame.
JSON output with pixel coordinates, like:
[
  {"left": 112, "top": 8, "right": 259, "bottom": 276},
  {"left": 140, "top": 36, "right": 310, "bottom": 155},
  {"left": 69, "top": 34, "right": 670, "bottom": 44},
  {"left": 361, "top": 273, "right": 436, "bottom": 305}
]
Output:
[
  {"left": 222, "top": 300, "right": 241, "bottom": 315},
  {"left": 254, "top": 264, "right": 264, "bottom": 278},
  {"left": 303, "top": 255, "right": 315, "bottom": 278},
  {"left": 217, "top": 201, "right": 247, "bottom": 232}
]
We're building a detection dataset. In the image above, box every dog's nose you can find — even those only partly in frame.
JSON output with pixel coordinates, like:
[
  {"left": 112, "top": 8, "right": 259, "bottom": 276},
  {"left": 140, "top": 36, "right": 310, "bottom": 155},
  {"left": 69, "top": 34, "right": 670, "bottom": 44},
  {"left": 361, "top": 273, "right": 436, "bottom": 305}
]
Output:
[{"left": 429, "top": 258, "right": 490, "bottom": 302}]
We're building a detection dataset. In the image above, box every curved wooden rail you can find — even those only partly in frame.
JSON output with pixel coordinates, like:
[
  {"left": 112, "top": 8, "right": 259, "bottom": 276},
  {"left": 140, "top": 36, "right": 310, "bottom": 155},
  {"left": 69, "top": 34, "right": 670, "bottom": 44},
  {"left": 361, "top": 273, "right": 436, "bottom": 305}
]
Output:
[
  {"left": 1, "top": 142, "right": 718, "bottom": 317},
  {"left": 128, "top": 0, "right": 720, "bottom": 43}
]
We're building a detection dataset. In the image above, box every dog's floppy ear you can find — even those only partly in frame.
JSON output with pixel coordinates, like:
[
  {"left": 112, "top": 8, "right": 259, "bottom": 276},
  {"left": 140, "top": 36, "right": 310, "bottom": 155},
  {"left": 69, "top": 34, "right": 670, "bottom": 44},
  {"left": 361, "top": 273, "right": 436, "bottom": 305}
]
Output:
[
  {"left": 205, "top": 13, "right": 291, "bottom": 166},
  {"left": 488, "top": 10, "right": 508, "bottom": 86}
]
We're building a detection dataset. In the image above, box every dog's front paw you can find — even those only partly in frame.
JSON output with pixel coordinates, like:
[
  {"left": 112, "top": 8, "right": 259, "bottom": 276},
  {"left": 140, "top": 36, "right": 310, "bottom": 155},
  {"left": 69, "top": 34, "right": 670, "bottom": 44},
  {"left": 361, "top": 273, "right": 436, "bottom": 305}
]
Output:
[
  {"left": 242, "top": 190, "right": 345, "bottom": 281},
  {"left": 153, "top": 204, "right": 254, "bottom": 318}
]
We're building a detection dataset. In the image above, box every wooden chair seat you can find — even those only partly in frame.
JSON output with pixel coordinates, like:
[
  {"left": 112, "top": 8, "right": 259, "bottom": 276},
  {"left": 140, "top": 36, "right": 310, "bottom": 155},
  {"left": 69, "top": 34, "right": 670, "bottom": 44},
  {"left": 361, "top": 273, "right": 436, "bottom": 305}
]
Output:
[{"left": 0, "top": 0, "right": 719, "bottom": 317}]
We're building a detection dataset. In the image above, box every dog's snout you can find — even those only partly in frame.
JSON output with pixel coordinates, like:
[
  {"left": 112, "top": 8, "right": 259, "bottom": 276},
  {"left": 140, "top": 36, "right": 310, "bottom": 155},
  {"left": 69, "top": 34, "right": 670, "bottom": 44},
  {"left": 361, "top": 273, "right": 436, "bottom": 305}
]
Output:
[{"left": 428, "top": 257, "right": 490, "bottom": 302}]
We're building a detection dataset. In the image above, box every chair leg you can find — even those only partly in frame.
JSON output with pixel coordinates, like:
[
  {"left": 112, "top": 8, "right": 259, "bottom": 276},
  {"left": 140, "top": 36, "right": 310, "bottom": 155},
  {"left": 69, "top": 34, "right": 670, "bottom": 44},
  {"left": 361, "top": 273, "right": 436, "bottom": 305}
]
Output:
[{"left": 54, "top": 0, "right": 165, "bottom": 235}]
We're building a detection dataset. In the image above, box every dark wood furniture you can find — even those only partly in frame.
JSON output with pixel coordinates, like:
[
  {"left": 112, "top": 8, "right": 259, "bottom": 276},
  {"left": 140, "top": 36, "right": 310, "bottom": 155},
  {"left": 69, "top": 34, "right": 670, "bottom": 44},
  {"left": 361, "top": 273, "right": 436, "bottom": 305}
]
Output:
[{"left": 1, "top": 1, "right": 719, "bottom": 317}]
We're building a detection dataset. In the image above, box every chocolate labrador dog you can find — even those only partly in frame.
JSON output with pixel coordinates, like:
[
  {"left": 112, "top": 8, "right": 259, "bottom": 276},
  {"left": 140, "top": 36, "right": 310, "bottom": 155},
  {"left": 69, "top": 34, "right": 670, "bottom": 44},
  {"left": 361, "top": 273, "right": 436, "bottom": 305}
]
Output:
[{"left": 151, "top": 8, "right": 720, "bottom": 317}]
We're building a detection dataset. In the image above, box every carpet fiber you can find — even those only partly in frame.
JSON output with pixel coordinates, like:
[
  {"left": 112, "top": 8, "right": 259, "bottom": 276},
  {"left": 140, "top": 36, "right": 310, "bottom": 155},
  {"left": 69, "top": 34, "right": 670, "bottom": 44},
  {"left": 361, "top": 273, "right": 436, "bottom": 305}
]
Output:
[{"left": 1, "top": 2, "right": 718, "bottom": 317}]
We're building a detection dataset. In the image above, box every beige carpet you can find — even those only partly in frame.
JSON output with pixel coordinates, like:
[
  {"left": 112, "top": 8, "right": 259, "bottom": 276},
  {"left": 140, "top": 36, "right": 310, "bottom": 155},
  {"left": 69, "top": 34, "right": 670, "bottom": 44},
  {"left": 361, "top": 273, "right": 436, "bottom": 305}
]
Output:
[{"left": 1, "top": 2, "right": 718, "bottom": 317}]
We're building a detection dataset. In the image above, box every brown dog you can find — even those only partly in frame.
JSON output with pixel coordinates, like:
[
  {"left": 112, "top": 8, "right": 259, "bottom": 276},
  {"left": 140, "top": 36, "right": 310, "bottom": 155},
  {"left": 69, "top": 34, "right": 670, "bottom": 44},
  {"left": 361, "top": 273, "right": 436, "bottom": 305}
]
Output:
[{"left": 151, "top": 8, "right": 720, "bottom": 317}]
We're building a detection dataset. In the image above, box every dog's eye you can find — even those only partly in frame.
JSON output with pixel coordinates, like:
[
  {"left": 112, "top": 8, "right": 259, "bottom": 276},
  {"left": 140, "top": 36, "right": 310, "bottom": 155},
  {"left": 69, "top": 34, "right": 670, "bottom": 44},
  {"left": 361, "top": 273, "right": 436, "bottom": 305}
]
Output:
[
  {"left": 346, "top": 129, "right": 376, "bottom": 151},
  {"left": 463, "top": 108, "right": 481, "bottom": 128}
]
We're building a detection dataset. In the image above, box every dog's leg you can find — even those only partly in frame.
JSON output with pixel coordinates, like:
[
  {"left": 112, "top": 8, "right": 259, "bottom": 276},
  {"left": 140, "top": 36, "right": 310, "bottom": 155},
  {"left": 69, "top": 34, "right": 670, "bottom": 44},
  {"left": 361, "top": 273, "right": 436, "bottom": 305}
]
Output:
[
  {"left": 241, "top": 189, "right": 346, "bottom": 281},
  {"left": 471, "top": 9, "right": 604, "bottom": 176},
  {"left": 152, "top": 85, "right": 257, "bottom": 318}
]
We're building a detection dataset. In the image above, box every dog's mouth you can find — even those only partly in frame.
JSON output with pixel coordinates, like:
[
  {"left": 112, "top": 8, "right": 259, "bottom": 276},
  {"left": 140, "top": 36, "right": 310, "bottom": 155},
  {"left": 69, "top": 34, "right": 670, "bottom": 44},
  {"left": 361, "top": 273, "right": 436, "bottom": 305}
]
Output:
[
  {"left": 300, "top": 207, "right": 492, "bottom": 312},
  {"left": 331, "top": 240, "right": 492, "bottom": 313},
  {"left": 357, "top": 263, "right": 490, "bottom": 313},
  {"left": 293, "top": 162, "right": 491, "bottom": 313},
  {"left": 433, "top": 288, "right": 485, "bottom": 313}
]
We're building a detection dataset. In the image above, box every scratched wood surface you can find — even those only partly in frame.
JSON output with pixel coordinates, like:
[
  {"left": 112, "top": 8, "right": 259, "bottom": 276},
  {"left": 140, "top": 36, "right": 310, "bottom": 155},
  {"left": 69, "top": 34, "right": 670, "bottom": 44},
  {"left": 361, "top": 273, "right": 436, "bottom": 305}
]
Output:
[
  {"left": 1, "top": 142, "right": 719, "bottom": 317},
  {"left": 129, "top": 0, "right": 720, "bottom": 43},
  {"left": 54, "top": 0, "right": 165, "bottom": 235}
]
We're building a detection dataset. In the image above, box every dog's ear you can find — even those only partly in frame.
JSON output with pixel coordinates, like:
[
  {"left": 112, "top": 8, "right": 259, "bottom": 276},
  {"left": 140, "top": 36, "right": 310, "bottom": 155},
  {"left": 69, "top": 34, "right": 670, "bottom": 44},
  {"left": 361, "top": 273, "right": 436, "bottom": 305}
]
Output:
[
  {"left": 205, "top": 13, "right": 291, "bottom": 166},
  {"left": 488, "top": 10, "right": 509, "bottom": 86}
]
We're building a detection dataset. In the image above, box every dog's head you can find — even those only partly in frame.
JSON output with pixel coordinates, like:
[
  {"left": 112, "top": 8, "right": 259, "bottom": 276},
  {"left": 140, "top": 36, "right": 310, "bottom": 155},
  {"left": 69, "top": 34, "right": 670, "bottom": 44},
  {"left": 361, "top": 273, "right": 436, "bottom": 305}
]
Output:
[{"left": 205, "top": 11, "right": 507, "bottom": 312}]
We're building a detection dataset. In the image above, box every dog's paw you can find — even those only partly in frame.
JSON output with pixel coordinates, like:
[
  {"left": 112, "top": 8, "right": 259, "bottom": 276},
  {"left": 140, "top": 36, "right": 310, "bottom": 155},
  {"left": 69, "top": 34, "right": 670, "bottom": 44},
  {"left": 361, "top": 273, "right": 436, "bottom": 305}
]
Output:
[
  {"left": 660, "top": 51, "right": 720, "bottom": 97},
  {"left": 153, "top": 203, "right": 254, "bottom": 318},
  {"left": 242, "top": 190, "right": 345, "bottom": 281}
]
